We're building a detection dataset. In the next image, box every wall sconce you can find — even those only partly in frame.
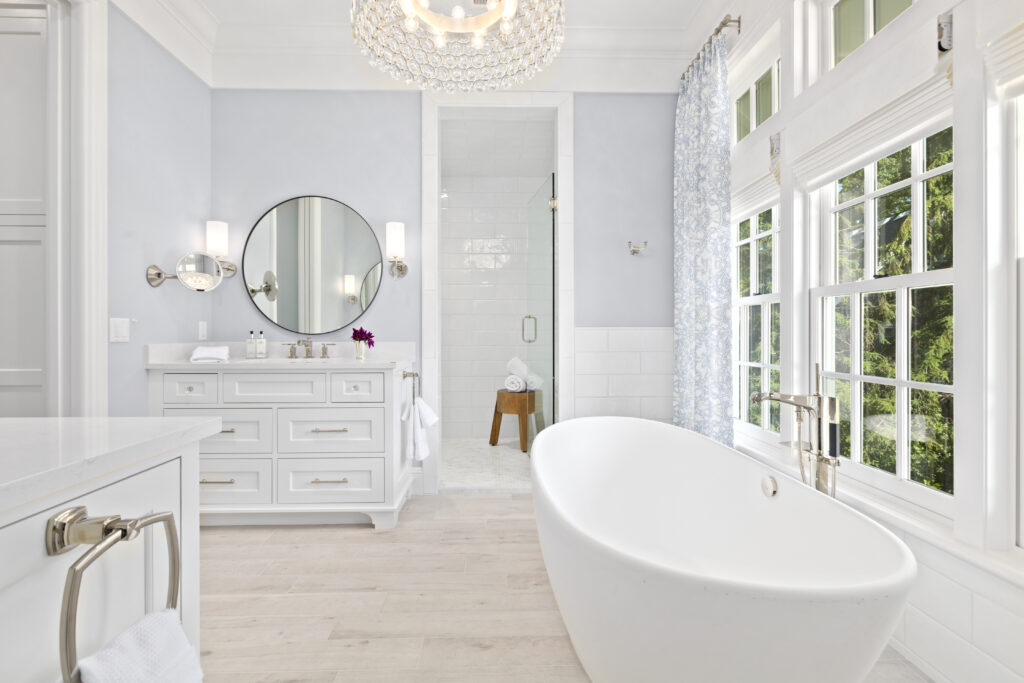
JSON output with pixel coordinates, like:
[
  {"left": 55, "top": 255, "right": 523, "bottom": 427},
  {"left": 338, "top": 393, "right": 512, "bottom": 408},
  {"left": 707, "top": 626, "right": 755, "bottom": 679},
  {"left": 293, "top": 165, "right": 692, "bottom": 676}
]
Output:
[
  {"left": 386, "top": 221, "right": 408, "bottom": 278},
  {"left": 147, "top": 221, "right": 238, "bottom": 291},
  {"left": 205, "top": 221, "right": 237, "bottom": 277},
  {"left": 344, "top": 274, "right": 358, "bottom": 303}
]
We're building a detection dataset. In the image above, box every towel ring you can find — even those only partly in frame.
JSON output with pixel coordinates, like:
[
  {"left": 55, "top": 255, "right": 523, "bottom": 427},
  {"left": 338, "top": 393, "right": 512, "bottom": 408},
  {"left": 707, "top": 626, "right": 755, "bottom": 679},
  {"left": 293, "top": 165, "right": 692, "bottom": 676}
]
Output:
[{"left": 45, "top": 506, "right": 181, "bottom": 683}]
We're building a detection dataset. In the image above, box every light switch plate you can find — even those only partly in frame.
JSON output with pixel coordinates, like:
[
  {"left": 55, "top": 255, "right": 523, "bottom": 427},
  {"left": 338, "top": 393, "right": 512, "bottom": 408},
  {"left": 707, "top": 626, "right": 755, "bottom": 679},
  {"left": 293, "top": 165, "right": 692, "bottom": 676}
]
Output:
[
  {"left": 109, "top": 317, "right": 130, "bottom": 343},
  {"left": 198, "top": 321, "right": 208, "bottom": 341}
]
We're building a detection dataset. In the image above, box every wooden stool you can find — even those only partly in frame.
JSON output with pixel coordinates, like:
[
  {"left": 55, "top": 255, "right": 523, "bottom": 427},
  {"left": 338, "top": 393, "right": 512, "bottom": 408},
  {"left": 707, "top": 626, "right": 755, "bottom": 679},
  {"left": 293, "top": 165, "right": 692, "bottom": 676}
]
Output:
[{"left": 489, "top": 389, "right": 544, "bottom": 453}]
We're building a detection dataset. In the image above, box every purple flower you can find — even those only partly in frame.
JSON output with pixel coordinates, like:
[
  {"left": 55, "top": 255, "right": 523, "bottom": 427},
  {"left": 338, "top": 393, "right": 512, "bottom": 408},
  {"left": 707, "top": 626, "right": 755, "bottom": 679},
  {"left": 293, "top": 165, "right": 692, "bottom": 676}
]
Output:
[{"left": 351, "top": 327, "right": 375, "bottom": 348}]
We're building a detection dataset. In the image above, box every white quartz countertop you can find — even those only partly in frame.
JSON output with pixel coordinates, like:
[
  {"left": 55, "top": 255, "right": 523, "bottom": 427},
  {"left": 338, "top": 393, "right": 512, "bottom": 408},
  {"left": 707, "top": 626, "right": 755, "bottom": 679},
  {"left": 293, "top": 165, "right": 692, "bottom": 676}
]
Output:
[
  {"left": 146, "top": 357, "right": 407, "bottom": 371},
  {"left": 145, "top": 342, "right": 414, "bottom": 372},
  {"left": 0, "top": 417, "right": 220, "bottom": 524}
]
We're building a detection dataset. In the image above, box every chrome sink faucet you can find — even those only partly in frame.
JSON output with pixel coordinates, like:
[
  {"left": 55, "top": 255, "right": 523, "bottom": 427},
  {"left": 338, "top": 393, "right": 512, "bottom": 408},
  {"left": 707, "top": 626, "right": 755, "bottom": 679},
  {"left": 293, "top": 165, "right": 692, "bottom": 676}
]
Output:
[
  {"left": 296, "top": 338, "right": 314, "bottom": 359},
  {"left": 751, "top": 364, "right": 840, "bottom": 496}
]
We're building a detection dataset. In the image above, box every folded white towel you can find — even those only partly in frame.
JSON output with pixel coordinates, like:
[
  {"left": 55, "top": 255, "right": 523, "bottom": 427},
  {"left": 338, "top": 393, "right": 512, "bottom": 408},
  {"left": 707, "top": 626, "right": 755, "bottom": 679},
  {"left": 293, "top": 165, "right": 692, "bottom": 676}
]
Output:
[
  {"left": 402, "top": 396, "right": 439, "bottom": 462},
  {"left": 504, "top": 375, "right": 527, "bottom": 392},
  {"left": 526, "top": 373, "right": 543, "bottom": 391},
  {"left": 507, "top": 356, "right": 530, "bottom": 381},
  {"left": 189, "top": 345, "right": 230, "bottom": 364},
  {"left": 78, "top": 609, "right": 203, "bottom": 683}
]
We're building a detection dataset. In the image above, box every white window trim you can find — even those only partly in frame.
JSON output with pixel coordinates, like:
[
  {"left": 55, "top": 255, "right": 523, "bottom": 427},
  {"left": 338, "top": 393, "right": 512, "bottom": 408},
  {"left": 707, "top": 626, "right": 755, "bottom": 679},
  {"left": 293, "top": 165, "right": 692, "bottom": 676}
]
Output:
[
  {"left": 734, "top": 59, "right": 780, "bottom": 144},
  {"left": 733, "top": 205, "right": 783, "bottom": 442},
  {"left": 811, "top": 128, "right": 955, "bottom": 518},
  {"left": 825, "top": 0, "right": 915, "bottom": 71}
]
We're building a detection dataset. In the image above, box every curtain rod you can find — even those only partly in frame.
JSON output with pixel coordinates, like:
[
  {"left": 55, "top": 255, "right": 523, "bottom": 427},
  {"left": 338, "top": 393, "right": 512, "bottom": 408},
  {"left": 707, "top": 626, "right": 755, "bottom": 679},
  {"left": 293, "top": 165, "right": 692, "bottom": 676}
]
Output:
[{"left": 679, "top": 14, "right": 741, "bottom": 81}]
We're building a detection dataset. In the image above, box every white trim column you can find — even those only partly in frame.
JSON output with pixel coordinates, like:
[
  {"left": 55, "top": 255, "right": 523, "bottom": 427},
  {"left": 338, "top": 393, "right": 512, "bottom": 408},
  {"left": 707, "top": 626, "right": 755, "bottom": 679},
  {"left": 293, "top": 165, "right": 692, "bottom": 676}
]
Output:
[{"left": 68, "top": 0, "right": 108, "bottom": 416}]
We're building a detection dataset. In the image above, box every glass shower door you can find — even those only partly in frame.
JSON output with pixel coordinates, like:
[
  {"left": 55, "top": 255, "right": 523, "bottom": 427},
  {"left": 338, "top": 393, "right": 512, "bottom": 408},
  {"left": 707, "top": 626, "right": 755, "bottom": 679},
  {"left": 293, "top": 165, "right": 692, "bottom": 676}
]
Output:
[{"left": 524, "top": 173, "right": 556, "bottom": 442}]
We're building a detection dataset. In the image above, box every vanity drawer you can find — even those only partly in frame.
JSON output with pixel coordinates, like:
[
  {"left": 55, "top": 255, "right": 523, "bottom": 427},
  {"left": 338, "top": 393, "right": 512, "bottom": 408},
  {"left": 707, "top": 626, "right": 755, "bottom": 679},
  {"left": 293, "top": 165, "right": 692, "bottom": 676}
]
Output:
[
  {"left": 223, "top": 373, "right": 326, "bottom": 403},
  {"left": 330, "top": 373, "right": 385, "bottom": 403},
  {"left": 164, "top": 408, "right": 273, "bottom": 454},
  {"left": 199, "top": 458, "right": 272, "bottom": 505},
  {"left": 163, "top": 374, "right": 218, "bottom": 404},
  {"left": 277, "top": 457, "right": 384, "bottom": 504},
  {"left": 277, "top": 407, "right": 385, "bottom": 453}
]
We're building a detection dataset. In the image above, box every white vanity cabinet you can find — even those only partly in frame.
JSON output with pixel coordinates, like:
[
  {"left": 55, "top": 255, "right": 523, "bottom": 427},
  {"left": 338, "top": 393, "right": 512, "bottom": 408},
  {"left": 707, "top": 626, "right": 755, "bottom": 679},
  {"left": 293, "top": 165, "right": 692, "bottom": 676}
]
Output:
[{"left": 147, "top": 347, "right": 415, "bottom": 529}]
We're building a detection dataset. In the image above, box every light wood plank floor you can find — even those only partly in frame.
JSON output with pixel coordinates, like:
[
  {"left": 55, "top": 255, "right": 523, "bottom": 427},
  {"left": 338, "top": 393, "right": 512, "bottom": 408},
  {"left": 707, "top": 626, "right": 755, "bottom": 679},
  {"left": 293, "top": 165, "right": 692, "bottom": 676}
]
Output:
[{"left": 199, "top": 493, "right": 931, "bottom": 683}]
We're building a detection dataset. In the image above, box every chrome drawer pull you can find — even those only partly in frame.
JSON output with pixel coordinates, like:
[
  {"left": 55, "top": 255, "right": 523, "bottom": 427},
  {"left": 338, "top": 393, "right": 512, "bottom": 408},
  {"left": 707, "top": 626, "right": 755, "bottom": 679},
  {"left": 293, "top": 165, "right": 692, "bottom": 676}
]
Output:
[
  {"left": 312, "top": 477, "right": 349, "bottom": 484},
  {"left": 220, "top": 428, "right": 236, "bottom": 434},
  {"left": 311, "top": 427, "right": 349, "bottom": 433},
  {"left": 200, "top": 478, "right": 236, "bottom": 485}
]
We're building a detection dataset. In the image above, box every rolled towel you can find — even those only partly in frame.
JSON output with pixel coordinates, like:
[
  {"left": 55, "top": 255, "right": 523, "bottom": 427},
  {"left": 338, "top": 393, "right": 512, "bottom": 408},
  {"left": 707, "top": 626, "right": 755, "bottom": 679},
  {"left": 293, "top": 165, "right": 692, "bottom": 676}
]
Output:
[
  {"left": 190, "top": 345, "right": 230, "bottom": 363},
  {"left": 507, "top": 356, "right": 530, "bottom": 381},
  {"left": 78, "top": 609, "right": 203, "bottom": 683},
  {"left": 526, "top": 373, "right": 543, "bottom": 391},
  {"left": 504, "top": 375, "right": 527, "bottom": 392}
]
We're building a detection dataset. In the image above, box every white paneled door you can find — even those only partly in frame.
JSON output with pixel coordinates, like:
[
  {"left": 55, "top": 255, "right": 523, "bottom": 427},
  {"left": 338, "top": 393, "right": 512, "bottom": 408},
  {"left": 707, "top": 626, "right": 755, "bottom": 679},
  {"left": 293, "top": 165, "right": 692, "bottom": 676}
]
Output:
[{"left": 0, "top": 5, "right": 56, "bottom": 416}]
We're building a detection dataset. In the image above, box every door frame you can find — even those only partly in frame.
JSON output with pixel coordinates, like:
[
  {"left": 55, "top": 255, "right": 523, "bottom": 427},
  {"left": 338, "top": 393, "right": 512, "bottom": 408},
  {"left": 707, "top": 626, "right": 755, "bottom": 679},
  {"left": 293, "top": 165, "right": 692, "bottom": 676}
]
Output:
[{"left": 419, "top": 92, "right": 575, "bottom": 494}]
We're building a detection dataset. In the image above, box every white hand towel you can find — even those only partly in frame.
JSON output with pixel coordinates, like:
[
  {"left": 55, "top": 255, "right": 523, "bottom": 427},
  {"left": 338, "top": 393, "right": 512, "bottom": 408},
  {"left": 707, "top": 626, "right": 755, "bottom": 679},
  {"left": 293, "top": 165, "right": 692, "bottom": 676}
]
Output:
[
  {"left": 189, "top": 345, "right": 230, "bottom": 364},
  {"left": 77, "top": 609, "right": 203, "bottom": 683},
  {"left": 526, "top": 373, "right": 543, "bottom": 391},
  {"left": 507, "top": 356, "right": 530, "bottom": 381},
  {"left": 504, "top": 375, "right": 527, "bottom": 392},
  {"left": 402, "top": 396, "right": 439, "bottom": 462}
]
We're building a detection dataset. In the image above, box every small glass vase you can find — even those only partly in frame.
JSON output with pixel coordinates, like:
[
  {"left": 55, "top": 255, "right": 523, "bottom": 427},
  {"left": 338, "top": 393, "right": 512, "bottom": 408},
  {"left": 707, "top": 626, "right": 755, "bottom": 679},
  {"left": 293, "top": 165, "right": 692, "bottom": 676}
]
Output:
[{"left": 354, "top": 340, "right": 367, "bottom": 361}]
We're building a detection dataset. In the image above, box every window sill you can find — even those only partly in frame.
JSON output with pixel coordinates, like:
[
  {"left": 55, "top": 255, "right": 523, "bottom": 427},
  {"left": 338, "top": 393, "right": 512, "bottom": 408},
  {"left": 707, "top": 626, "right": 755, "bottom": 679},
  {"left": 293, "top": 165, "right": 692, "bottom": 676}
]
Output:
[{"left": 734, "top": 434, "right": 1024, "bottom": 590}]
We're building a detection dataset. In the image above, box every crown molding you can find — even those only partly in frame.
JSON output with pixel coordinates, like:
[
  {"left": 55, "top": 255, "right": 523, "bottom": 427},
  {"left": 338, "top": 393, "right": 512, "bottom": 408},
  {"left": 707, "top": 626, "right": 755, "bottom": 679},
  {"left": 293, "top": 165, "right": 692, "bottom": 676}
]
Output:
[
  {"left": 731, "top": 174, "right": 778, "bottom": 220},
  {"left": 792, "top": 72, "right": 953, "bottom": 189},
  {"left": 111, "top": 0, "right": 217, "bottom": 84},
  {"left": 984, "top": 21, "right": 1024, "bottom": 96}
]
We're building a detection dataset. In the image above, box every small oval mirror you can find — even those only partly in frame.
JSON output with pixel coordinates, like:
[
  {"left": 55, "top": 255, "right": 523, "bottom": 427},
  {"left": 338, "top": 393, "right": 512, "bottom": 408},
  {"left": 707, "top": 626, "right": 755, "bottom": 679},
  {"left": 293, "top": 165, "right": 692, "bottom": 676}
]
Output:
[{"left": 176, "top": 252, "right": 223, "bottom": 292}]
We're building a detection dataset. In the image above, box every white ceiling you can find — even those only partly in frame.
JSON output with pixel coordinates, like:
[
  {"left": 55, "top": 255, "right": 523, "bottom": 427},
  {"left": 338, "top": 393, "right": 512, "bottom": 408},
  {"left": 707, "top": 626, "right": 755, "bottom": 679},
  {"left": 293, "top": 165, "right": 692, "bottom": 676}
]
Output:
[{"left": 122, "top": 0, "right": 733, "bottom": 91}]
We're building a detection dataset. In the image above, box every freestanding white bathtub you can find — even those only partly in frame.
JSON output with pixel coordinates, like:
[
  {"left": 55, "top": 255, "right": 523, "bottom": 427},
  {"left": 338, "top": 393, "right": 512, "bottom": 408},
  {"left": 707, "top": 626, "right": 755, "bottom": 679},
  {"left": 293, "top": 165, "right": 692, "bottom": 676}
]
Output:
[{"left": 532, "top": 417, "right": 916, "bottom": 683}]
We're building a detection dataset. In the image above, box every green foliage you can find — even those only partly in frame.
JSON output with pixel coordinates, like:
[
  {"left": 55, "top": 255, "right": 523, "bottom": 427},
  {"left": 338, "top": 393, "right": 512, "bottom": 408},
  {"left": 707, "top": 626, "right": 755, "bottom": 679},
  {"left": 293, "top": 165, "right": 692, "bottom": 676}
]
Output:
[
  {"left": 876, "top": 187, "right": 912, "bottom": 276},
  {"left": 737, "top": 244, "right": 750, "bottom": 296},
  {"left": 862, "top": 291, "right": 896, "bottom": 378},
  {"left": 876, "top": 146, "right": 911, "bottom": 187},
  {"left": 926, "top": 171, "right": 953, "bottom": 270},
  {"left": 863, "top": 383, "right": 897, "bottom": 473}
]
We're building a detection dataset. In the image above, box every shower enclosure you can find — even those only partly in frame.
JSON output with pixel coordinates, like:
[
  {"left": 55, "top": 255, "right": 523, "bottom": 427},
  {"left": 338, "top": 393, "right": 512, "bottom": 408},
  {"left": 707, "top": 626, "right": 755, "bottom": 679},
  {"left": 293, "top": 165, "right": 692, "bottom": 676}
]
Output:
[
  {"left": 524, "top": 172, "right": 556, "bottom": 433},
  {"left": 437, "top": 108, "right": 557, "bottom": 488}
]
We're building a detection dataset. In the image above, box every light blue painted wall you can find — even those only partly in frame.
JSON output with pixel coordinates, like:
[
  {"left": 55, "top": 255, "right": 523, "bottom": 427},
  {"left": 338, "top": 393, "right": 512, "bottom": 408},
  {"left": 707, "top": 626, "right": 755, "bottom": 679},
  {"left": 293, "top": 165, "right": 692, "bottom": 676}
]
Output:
[
  {"left": 574, "top": 93, "right": 676, "bottom": 327},
  {"left": 108, "top": 6, "right": 212, "bottom": 416},
  {"left": 209, "top": 90, "right": 421, "bottom": 349}
]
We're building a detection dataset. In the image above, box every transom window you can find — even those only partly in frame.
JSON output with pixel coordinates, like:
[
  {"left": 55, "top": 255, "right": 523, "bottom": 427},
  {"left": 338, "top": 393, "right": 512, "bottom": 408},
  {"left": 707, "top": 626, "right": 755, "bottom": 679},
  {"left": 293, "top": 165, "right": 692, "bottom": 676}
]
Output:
[
  {"left": 832, "top": 0, "right": 913, "bottom": 66},
  {"left": 735, "top": 60, "right": 780, "bottom": 142},
  {"left": 735, "top": 207, "right": 781, "bottom": 434},
  {"left": 816, "top": 127, "right": 953, "bottom": 504}
]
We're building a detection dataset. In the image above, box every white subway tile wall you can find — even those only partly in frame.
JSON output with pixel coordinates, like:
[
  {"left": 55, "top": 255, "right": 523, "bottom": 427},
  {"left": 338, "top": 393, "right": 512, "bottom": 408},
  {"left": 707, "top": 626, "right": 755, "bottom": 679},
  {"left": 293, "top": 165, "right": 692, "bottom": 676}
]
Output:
[
  {"left": 573, "top": 327, "right": 673, "bottom": 421},
  {"left": 890, "top": 530, "right": 1024, "bottom": 683},
  {"left": 440, "top": 175, "right": 548, "bottom": 438}
]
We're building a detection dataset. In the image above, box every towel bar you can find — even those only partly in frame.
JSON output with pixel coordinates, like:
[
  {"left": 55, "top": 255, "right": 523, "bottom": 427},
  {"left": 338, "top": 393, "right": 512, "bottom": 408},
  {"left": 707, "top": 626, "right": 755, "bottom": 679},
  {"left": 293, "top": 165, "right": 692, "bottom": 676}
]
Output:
[
  {"left": 45, "top": 506, "right": 181, "bottom": 683},
  {"left": 403, "top": 370, "right": 420, "bottom": 399}
]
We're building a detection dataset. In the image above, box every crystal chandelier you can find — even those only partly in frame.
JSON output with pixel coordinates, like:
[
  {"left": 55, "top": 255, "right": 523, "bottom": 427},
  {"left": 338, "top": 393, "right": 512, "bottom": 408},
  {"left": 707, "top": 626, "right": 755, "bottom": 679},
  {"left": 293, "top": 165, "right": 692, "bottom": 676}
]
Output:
[{"left": 351, "top": 0, "right": 565, "bottom": 93}]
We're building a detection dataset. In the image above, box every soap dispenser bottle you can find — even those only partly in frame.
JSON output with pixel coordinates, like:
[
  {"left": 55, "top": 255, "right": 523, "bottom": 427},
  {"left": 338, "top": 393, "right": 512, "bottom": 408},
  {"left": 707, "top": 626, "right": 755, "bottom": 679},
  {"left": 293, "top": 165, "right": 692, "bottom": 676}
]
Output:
[
  {"left": 257, "top": 331, "right": 267, "bottom": 359},
  {"left": 246, "top": 330, "right": 256, "bottom": 359}
]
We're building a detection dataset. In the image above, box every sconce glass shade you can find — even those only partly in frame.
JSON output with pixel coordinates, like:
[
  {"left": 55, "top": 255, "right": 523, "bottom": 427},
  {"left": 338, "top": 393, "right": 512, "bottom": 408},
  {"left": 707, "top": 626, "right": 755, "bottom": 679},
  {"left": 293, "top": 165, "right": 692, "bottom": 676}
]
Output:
[
  {"left": 386, "top": 222, "right": 405, "bottom": 260},
  {"left": 344, "top": 274, "right": 357, "bottom": 296},
  {"left": 206, "top": 221, "right": 230, "bottom": 258}
]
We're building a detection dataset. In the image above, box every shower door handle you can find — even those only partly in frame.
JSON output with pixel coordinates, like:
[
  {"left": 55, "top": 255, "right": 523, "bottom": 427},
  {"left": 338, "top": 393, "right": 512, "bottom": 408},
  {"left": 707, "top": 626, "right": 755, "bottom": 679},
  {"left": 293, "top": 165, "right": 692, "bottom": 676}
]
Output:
[{"left": 522, "top": 315, "right": 538, "bottom": 343}]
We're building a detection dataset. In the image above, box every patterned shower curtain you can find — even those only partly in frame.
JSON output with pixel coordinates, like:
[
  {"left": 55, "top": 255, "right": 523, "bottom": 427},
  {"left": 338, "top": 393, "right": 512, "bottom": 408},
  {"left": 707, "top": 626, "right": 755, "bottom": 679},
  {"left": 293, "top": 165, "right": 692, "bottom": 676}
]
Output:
[{"left": 673, "top": 33, "right": 733, "bottom": 445}]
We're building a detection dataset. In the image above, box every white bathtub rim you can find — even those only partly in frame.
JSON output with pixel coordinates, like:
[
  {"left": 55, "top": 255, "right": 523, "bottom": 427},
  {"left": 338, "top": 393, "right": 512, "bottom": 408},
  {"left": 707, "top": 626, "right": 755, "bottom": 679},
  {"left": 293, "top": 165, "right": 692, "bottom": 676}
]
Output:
[{"left": 532, "top": 416, "right": 918, "bottom": 601}]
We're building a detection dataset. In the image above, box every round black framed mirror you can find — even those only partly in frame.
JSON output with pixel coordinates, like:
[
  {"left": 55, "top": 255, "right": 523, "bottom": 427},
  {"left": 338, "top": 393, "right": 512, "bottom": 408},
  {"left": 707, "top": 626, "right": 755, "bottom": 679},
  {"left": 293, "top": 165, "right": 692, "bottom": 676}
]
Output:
[{"left": 242, "top": 196, "right": 383, "bottom": 335}]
